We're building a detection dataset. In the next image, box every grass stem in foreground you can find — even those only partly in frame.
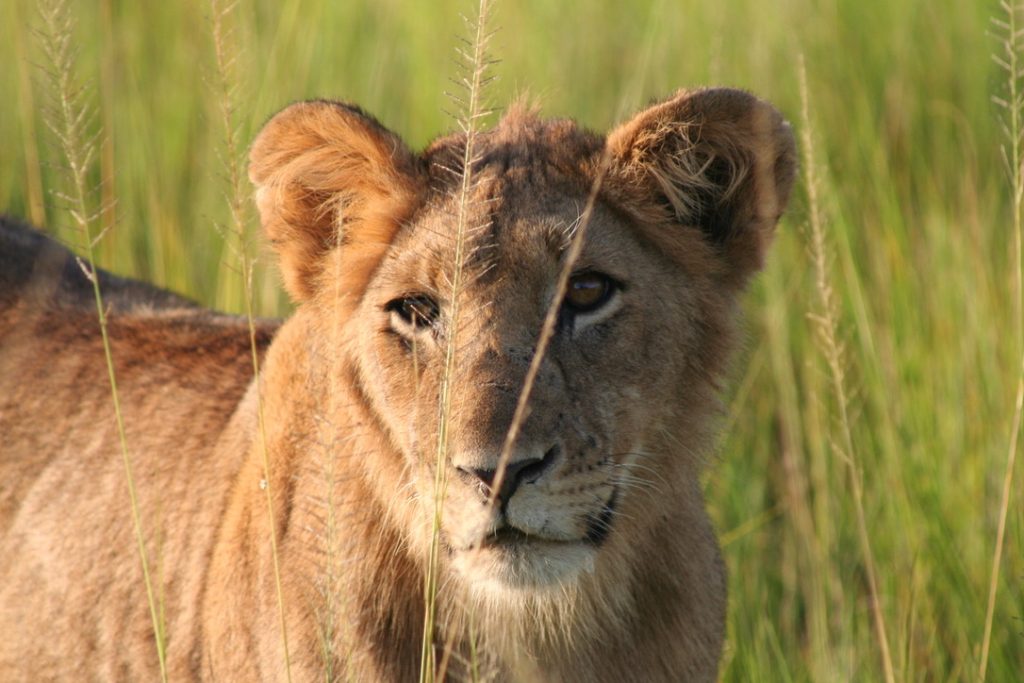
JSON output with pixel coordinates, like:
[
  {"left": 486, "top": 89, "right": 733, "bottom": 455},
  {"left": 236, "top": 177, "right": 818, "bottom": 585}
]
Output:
[
  {"left": 38, "top": 1, "right": 167, "bottom": 679},
  {"left": 798, "top": 54, "right": 895, "bottom": 683},
  {"left": 423, "top": 1, "right": 494, "bottom": 680},
  {"left": 979, "top": 3, "right": 1024, "bottom": 679},
  {"left": 209, "top": 1, "right": 293, "bottom": 679}
]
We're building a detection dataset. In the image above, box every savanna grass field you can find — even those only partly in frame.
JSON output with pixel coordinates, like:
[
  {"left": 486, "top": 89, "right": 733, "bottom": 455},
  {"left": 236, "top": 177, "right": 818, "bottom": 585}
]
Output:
[{"left": 2, "top": 0, "right": 1022, "bottom": 680}]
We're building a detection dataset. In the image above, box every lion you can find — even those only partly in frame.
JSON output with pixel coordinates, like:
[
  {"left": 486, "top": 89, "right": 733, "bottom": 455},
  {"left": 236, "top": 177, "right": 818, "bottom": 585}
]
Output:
[{"left": 0, "top": 87, "right": 795, "bottom": 681}]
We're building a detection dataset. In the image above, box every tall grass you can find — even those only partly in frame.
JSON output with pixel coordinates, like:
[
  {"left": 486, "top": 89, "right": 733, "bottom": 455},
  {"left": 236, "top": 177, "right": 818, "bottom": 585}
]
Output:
[
  {"left": 981, "top": 3, "right": 1024, "bottom": 680},
  {"left": 34, "top": 1, "right": 167, "bottom": 679},
  {"left": 207, "top": 0, "right": 293, "bottom": 679},
  {"left": 799, "top": 55, "right": 895, "bottom": 683},
  {"left": 4, "top": 0, "right": 1022, "bottom": 680},
  {"left": 421, "top": 0, "right": 493, "bottom": 677}
]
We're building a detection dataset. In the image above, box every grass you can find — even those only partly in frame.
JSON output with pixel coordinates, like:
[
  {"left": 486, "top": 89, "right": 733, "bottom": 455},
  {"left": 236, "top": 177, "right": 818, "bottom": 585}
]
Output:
[
  {"left": 34, "top": 1, "right": 168, "bottom": 679},
  {"left": 424, "top": 2, "right": 494, "bottom": 679},
  {"left": 207, "top": 0, "right": 293, "bottom": 678},
  {"left": 799, "top": 53, "right": 894, "bottom": 682},
  {"left": 2, "top": 0, "right": 1022, "bottom": 680}
]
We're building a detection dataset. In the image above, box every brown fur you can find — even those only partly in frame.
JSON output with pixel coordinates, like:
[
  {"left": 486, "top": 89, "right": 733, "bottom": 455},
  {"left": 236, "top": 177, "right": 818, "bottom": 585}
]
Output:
[{"left": 0, "top": 88, "right": 795, "bottom": 681}]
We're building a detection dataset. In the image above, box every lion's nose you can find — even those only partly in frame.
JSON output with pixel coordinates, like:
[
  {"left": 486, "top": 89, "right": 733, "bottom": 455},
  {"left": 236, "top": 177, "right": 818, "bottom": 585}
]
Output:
[{"left": 456, "top": 445, "right": 558, "bottom": 506}]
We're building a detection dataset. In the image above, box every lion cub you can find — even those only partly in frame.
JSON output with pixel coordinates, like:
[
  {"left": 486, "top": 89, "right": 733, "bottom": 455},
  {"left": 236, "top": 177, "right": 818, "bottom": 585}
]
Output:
[{"left": 0, "top": 88, "right": 794, "bottom": 681}]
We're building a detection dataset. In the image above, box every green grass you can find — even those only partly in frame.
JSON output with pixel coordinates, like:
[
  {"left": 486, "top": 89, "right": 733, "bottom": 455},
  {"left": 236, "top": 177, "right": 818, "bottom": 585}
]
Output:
[{"left": 2, "top": 0, "right": 1021, "bottom": 679}]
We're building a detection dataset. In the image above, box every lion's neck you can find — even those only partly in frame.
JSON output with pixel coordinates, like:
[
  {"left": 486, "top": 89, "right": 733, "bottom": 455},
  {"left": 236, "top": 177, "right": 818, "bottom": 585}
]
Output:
[{"left": 232, "top": 314, "right": 724, "bottom": 681}]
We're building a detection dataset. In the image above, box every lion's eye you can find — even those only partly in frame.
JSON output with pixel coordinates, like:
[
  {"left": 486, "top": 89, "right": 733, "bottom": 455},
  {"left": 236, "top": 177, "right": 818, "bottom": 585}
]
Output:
[
  {"left": 386, "top": 295, "right": 439, "bottom": 330},
  {"left": 563, "top": 272, "right": 617, "bottom": 314}
]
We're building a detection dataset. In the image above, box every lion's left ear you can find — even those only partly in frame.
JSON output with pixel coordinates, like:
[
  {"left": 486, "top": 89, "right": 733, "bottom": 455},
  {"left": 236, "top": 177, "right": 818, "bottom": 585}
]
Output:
[{"left": 605, "top": 88, "right": 797, "bottom": 287}]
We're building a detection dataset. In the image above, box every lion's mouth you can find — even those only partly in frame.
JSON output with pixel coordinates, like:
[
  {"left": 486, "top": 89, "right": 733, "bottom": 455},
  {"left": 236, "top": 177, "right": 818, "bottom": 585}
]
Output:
[
  {"left": 475, "top": 485, "right": 620, "bottom": 550},
  {"left": 447, "top": 487, "right": 620, "bottom": 587},
  {"left": 474, "top": 526, "right": 574, "bottom": 554}
]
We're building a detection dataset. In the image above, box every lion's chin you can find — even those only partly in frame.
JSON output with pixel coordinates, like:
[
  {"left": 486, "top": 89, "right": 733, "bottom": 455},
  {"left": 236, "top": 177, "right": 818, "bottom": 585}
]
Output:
[{"left": 451, "top": 535, "right": 596, "bottom": 591}]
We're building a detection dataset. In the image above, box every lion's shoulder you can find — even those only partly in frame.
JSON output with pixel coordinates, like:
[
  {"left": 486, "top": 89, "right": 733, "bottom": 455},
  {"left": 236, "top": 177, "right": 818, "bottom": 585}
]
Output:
[
  {"left": 0, "top": 218, "right": 279, "bottom": 414},
  {"left": 0, "top": 217, "right": 279, "bottom": 352}
]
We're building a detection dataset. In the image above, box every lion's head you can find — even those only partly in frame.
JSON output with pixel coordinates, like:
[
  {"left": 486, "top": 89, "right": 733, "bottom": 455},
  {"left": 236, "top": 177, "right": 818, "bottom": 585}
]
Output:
[{"left": 248, "top": 88, "right": 795, "bottom": 617}]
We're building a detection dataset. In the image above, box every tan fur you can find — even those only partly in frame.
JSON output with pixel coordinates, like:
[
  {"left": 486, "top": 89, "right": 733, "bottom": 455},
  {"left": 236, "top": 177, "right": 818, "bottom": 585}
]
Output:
[{"left": 0, "top": 88, "right": 795, "bottom": 682}]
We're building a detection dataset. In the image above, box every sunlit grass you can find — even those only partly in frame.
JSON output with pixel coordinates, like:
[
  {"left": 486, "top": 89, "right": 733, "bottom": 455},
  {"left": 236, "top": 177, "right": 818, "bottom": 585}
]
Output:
[
  {"left": 207, "top": 0, "right": 293, "bottom": 679},
  {"left": 34, "top": 0, "right": 168, "bottom": 679},
  {"left": 423, "top": 1, "right": 495, "bottom": 679}
]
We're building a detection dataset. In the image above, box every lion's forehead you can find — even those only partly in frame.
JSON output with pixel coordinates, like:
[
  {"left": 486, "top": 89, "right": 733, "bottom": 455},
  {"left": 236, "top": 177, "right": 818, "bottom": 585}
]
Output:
[{"left": 398, "top": 183, "right": 637, "bottom": 302}]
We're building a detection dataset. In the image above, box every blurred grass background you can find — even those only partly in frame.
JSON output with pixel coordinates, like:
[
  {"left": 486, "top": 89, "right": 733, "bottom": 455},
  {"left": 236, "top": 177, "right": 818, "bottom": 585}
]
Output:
[{"left": 2, "top": 0, "right": 1021, "bottom": 680}]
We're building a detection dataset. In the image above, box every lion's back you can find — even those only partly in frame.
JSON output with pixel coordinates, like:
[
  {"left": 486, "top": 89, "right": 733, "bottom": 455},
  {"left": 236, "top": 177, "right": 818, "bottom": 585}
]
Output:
[
  {"left": 0, "top": 217, "right": 274, "bottom": 522},
  {"left": 0, "top": 216, "right": 202, "bottom": 314},
  {"left": 0, "top": 218, "right": 279, "bottom": 678}
]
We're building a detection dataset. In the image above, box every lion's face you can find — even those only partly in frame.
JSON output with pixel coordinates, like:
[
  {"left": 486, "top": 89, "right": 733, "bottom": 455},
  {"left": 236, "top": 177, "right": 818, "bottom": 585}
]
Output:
[
  {"left": 358, "top": 173, "right": 707, "bottom": 589},
  {"left": 249, "top": 90, "right": 795, "bottom": 594}
]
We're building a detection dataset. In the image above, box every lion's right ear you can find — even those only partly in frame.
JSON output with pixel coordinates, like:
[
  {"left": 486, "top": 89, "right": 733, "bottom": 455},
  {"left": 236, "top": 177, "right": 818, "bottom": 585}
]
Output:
[
  {"left": 604, "top": 88, "right": 796, "bottom": 290},
  {"left": 249, "top": 101, "right": 424, "bottom": 302}
]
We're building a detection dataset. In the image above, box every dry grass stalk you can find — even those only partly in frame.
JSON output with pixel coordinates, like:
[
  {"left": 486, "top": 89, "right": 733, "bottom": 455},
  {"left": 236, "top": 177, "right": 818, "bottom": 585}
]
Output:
[
  {"left": 36, "top": 0, "right": 168, "bottom": 679},
  {"left": 798, "top": 54, "right": 896, "bottom": 683},
  {"left": 208, "top": 1, "right": 294, "bottom": 679},
  {"left": 485, "top": 157, "right": 610, "bottom": 511},
  {"left": 979, "top": 3, "right": 1024, "bottom": 680},
  {"left": 424, "top": 1, "right": 495, "bottom": 680}
]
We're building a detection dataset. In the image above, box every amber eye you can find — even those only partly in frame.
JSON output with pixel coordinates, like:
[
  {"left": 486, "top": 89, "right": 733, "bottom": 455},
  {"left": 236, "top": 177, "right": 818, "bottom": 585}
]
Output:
[
  {"left": 386, "top": 295, "right": 439, "bottom": 330},
  {"left": 563, "top": 271, "right": 617, "bottom": 314}
]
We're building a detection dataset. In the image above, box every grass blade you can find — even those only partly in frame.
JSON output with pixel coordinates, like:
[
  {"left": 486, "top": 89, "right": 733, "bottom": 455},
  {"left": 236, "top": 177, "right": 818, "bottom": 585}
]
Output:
[
  {"left": 979, "top": 3, "right": 1024, "bottom": 680},
  {"left": 36, "top": 1, "right": 167, "bottom": 678},
  {"left": 208, "top": 1, "right": 293, "bottom": 679},
  {"left": 423, "top": 2, "right": 494, "bottom": 680},
  {"left": 798, "top": 54, "right": 896, "bottom": 683}
]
